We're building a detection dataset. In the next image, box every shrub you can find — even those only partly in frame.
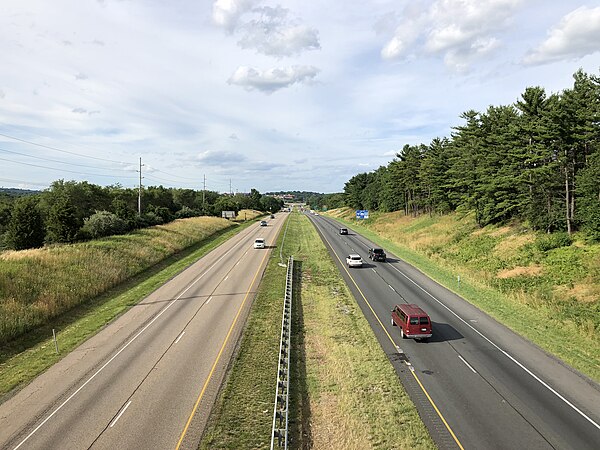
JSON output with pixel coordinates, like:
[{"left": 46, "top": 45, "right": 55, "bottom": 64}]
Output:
[
  {"left": 175, "top": 206, "right": 200, "bottom": 219},
  {"left": 536, "top": 232, "right": 573, "bottom": 252},
  {"left": 81, "top": 211, "right": 127, "bottom": 239}
]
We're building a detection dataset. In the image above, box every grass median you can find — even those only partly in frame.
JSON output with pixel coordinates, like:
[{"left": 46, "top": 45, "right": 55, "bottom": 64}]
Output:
[
  {"left": 200, "top": 212, "right": 434, "bottom": 449},
  {"left": 0, "top": 218, "right": 257, "bottom": 399}
]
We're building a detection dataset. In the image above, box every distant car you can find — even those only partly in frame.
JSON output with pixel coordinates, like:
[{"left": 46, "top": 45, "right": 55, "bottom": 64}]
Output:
[
  {"left": 254, "top": 238, "right": 265, "bottom": 249},
  {"left": 391, "top": 304, "right": 432, "bottom": 340},
  {"left": 260, "top": 220, "right": 267, "bottom": 226},
  {"left": 368, "top": 248, "right": 386, "bottom": 261},
  {"left": 270, "top": 214, "right": 275, "bottom": 219},
  {"left": 339, "top": 228, "right": 348, "bottom": 235},
  {"left": 346, "top": 254, "right": 363, "bottom": 268}
]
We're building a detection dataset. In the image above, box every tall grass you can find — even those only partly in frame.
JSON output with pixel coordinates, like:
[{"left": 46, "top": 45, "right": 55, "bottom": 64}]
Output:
[{"left": 0, "top": 217, "right": 232, "bottom": 343}]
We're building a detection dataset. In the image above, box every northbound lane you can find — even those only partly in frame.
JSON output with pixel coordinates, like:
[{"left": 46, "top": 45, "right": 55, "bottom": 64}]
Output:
[{"left": 307, "top": 213, "right": 600, "bottom": 450}]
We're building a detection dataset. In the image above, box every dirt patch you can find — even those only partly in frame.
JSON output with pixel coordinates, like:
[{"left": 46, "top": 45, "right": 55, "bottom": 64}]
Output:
[
  {"left": 555, "top": 282, "right": 600, "bottom": 303},
  {"left": 493, "top": 234, "right": 534, "bottom": 258},
  {"left": 497, "top": 265, "right": 543, "bottom": 278},
  {"left": 473, "top": 226, "right": 512, "bottom": 237}
]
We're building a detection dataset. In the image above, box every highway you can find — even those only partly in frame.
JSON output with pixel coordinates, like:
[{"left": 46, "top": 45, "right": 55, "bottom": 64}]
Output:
[
  {"left": 307, "top": 213, "right": 600, "bottom": 450},
  {"left": 0, "top": 213, "right": 287, "bottom": 450}
]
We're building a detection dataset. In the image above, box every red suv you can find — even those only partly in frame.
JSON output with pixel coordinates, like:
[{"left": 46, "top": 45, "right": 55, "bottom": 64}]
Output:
[{"left": 391, "top": 304, "right": 432, "bottom": 340}]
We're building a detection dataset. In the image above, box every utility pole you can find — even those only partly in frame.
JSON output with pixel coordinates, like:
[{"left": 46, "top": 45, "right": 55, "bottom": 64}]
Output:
[
  {"left": 137, "top": 157, "right": 144, "bottom": 216},
  {"left": 229, "top": 179, "right": 232, "bottom": 196}
]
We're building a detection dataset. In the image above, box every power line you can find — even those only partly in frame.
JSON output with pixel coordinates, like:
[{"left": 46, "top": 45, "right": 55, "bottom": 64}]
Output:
[
  {"left": 0, "top": 156, "right": 137, "bottom": 178},
  {"left": 144, "top": 174, "right": 199, "bottom": 187},
  {"left": 0, "top": 147, "right": 130, "bottom": 171},
  {"left": 0, "top": 131, "right": 204, "bottom": 183},
  {"left": 0, "top": 131, "right": 236, "bottom": 187},
  {"left": 151, "top": 168, "right": 201, "bottom": 181},
  {"left": 0, "top": 131, "right": 129, "bottom": 165},
  {"left": 0, "top": 177, "right": 49, "bottom": 188}
]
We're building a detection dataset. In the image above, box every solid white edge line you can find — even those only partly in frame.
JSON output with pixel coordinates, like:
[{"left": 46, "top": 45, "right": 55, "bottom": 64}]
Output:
[
  {"left": 457, "top": 354, "right": 477, "bottom": 374},
  {"left": 388, "top": 262, "right": 600, "bottom": 431},
  {"left": 174, "top": 331, "right": 185, "bottom": 344},
  {"left": 12, "top": 228, "right": 253, "bottom": 450},
  {"left": 109, "top": 401, "right": 132, "bottom": 428}
]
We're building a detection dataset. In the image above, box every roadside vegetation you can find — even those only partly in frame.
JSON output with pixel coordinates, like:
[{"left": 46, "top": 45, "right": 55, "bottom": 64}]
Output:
[
  {"left": 200, "top": 212, "right": 434, "bottom": 449},
  {"left": 326, "top": 208, "right": 600, "bottom": 382},
  {"left": 0, "top": 218, "right": 257, "bottom": 398},
  {"left": 0, "top": 216, "right": 233, "bottom": 343},
  {"left": 0, "top": 181, "right": 282, "bottom": 251}
]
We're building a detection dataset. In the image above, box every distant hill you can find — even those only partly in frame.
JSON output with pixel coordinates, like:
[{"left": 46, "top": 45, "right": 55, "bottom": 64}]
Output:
[{"left": 0, "top": 187, "right": 41, "bottom": 197}]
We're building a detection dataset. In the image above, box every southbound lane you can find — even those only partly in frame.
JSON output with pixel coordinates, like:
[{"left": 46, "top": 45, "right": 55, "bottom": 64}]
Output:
[
  {"left": 308, "top": 213, "right": 600, "bottom": 450},
  {"left": 0, "top": 213, "right": 287, "bottom": 450}
]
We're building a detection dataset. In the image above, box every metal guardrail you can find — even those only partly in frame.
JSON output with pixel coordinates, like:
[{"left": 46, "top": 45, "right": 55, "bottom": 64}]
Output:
[{"left": 270, "top": 256, "right": 294, "bottom": 449}]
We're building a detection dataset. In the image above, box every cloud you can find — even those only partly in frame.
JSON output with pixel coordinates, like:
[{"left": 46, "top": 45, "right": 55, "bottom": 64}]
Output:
[
  {"left": 523, "top": 6, "right": 600, "bottom": 66},
  {"left": 381, "top": 0, "right": 522, "bottom": 71},
  {"left": 72, "top": 107, "right": 100, "bottom": 115},
  {"left": 75, "top": 72, "right": 88, "bottom": 80},
  {"left": 227, "top": 65, "right": 319, "bottom": 93},
  {"left": 244, "top": 161, "right": 285, "bottom": 171},
  {"left": 237, "top": 6, "right": 320, "bottom": 57},
  {"left": 212, "top": 0, "right": 255, "bottom": 33},
  {"left": 198, "top": 150, "right": 248, "bottom": 166},
  {"left": 0, "top": 89, "right": 5, "bottom": 99},
  {"left": 213, "top": 1, "right": 320, "bottom": 56},
  {"left": 92, "top": 39, "right": 105, "bottom": 46},
  {"left": 229, "top": 133, "right": 239, "bottom": 140}
]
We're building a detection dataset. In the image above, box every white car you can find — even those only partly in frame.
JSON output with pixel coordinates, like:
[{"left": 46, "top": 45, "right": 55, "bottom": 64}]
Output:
[
  {"left": 254, "top": 238, "right": 265, "bottom": 249},
  {"left": 346, "top": 254, "right": 363, "bottom": 267}
]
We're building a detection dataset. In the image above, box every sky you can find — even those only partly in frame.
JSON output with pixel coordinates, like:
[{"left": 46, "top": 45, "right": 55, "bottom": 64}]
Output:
[{"left": 1, "top": 0, "right": 599, "bottom": 194}]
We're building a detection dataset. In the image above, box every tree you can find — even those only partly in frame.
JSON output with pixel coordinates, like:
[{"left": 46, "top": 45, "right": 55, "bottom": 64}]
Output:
[
  {"left": 420, "top": 138, "right": 452, "bottom": 214},
  {"left": 6, "top": 196, "right": 45, "bottom": 250},
  {"left": 45, "top": 193, "right": 80, "bottom": 243},
  {"left": 260, "top": 195, "right": 283, "bottom": 212},
  {"left": 446, "top": 110, "right": 484, "bottom": 222},
  {"left": 344, "top": 172, "right": 370, "bottom": 209},
  {"left": 577, "top": 151, "right": 600, "bottom": 240},
  {"left": 249, "top": 188, "right": 263, "bottom": 210}
]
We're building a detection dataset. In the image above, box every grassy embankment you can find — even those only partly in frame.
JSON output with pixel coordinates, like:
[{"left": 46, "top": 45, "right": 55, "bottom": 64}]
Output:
[
  {"left": 326, "top": 207, "right": 600, "bottom": 382},
  {"left": 0, "top": 212, "right": 261, "bottom": 398},
  {"left": 200, "top": 212, "right": 433, "bottom": 449}
]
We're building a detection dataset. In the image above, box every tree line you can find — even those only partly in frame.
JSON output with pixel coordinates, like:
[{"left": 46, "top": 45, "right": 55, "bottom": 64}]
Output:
[
  {"left": 339, "top": 69, "right": 600, "bottom": 240},
  {"left": 0, "top": 181, "right": 283, "bottom": 250}
]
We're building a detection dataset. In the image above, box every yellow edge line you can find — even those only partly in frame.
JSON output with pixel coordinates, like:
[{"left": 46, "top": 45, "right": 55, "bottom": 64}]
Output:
[
  {"left": 317, "top": 224, "right": 465, "bottom": 450},
  {"left": 175, "top": 232, "right": 274, "bottom": 449},
  {"left": 409, "top": 368, "right": 465, "bottom": 450}
]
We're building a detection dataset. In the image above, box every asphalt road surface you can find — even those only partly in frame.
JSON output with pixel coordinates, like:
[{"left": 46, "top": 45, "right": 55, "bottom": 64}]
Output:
[
  {"left": 307, "top": 212, "right": 600, "bottom": 450},
  {"left": 0, "top": 213, "right": 287, "bottom": 450}
]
